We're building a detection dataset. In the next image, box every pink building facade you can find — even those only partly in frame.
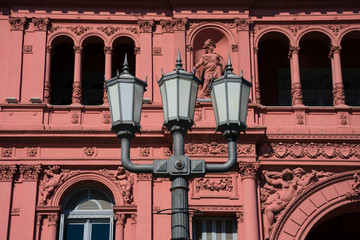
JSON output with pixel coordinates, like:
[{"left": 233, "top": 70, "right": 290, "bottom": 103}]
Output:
[{"left": 1, "top": 1, "right": 360, "bottom": 239}]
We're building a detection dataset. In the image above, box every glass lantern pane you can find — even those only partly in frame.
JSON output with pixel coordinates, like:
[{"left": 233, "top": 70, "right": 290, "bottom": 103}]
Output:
[
  {"left": 213, "top": 83, "right": 227, "bottom": 124},
  {"left": 240, "top": 83, "right": 250, "bottom": 123},
  {"left": 189, "top": 80, "right": 199, "bottom": 120},
  {"left": 227, "top": 82, "right": 241, "bottom": 122},
  {"left": 211, "top": 90, "right": 219, "bottom": 126},
  {"left": 179, "top": 78, "right": 191, "bottom": 119},
  {"left": 119, "top": 82, "right": 134, "bottom": 121},
  {"left": 160, "top": 84, "right": 168, "bottom": 122},
  {"left": 133, "top": 83, "right": 144, "bottom": 124},
  {"left": 165, "top": 79, "right": 178, "bottom": 120},
  {"left": 107, "top": 84, "right": 120, "bottom": 122}
]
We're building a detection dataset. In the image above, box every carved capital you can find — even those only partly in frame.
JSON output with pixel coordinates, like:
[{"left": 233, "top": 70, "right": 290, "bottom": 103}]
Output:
[
  {"left": 9, "top": 17, "right": 27, "bottom": 31},
  {"left": 239, "top": 162, "right": 260, "bottom": 180},
  {"left": 134, "top": 47, "right": 140, "bottom": 55},
  {"left": 0, "top": 165, "right": 17, "bottom": 182},
  {"left": 73, "top": 46, "right": 83, "bottom": 54},
  {"left": 173, "top": 18, "right": 188, "bottom": 31},
  {"left": 104, "top": 46, "right": 112, "bottom": 55},
  {"left": 131, "top": 213, "right": 137, "bottom": 223},
  {"left": 137, "top": 20, "right": 154, "bottom": 33},
  {"left": 32, "top": 18, "right": 49, "bottom": 31},
  {"left": 329, "top": 45, "right": 342, "bottom": 59},
  {"left": 114, "top": 213, "right": 126, "bottom": 225},
  {"left": 230, "top": 18, "right": 250, "bottom": 31},
  {"left": 160, "top": 19, "right": 173, "bottom": 33},
  {"left": 231, "top": 44, "right": 238, "bottom": 52},
  {"left": 288, "top": 46, "right": 300, "bottom": 59},
  {"left": 236, "top": 211, "right": 244, "bottom": 222},
  {"left": 48, "top": 214, "right": 59, "bottom": 225},
  {"left": 333, "top": 82, "right": 346, "bottom": 105},
  {"left": 46, "top": 45, "right": 53, "bottom": 54},
  {"left": 19, "top": 165, "right": 41, "bottom": 181}
]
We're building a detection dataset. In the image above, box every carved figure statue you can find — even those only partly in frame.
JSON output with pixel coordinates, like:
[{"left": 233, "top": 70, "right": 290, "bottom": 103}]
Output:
[
  {"left": 193, "top": 39, "right": 225, "bottom": 98},
  {"left": 262, "top": 168, "right": 317, "bottom": 239},
  {"left": 40, "top": 166, "right": 69, "bottom": 205},
  {"left": 114, "top": 166, "right": 133, "bottom": 204}
]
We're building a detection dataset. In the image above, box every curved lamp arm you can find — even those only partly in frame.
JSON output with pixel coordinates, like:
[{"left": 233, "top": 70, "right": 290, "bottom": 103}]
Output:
[
  {"left": 120, "top": 136, "right": 154, "bottom": 173},
  {"left": 205, "top": 136, "right": 237, "bottom": 173}
]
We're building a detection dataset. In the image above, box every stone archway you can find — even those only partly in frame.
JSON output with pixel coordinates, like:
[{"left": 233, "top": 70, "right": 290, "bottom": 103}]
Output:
[{"left": 271, "top": 170, "right": 360, "bottom": 240}]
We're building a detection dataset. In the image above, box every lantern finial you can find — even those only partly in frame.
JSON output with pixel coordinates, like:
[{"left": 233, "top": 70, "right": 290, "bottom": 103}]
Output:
[
  {"left": 122, "top": 53, "right": 130, "bottom": 74},
  {"left": 175, "top": 50, "right": 183, "bottom": 70},
  {"left": 225, "top": 55, "right": 233, "bottom": 75}
]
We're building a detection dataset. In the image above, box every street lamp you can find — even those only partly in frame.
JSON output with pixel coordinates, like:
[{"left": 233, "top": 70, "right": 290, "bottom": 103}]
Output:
[{"left": 106, "top": 52, "right": 251, "bottom": 240}]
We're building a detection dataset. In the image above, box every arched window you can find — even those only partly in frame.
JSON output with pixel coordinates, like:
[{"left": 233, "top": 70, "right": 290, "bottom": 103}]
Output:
[
  {"left": 58, "top": 186, "right": 114, "bottom": 240},
  {"left": 50, "top": 36, "right": 74, "bottom": 105},
  {"left": 82, "top": 37, "right": 105, "bottom": 105},
  {"left": 112, "top": 37, "right": 136, "bottom": 76},
  {"left": 341, "top": 31, "right": 360, "bottom": 106},
  {"left": 299, "top": 33, "right": 332, "bottom": 106},
  {"left": 258, "top": 32, "right": 291, "bottom": 106}
]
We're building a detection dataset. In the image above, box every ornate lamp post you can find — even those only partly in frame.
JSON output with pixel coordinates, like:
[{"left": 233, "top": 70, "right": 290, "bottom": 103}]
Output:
[{"left": 106, "top": 53, "right": 251, "bottom": 240}]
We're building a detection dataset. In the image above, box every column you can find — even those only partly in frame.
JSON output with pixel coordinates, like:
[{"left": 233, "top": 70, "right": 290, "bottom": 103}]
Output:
[
  {"left": 7, "top": 17, "right": 27, "bottom": 102},
  {"left": 18, "top": 165, "right": 42, "bottom": 240},
  {"left": 35, "top": 215, "right": 42, "bottom": 240},
  {"left": 114, "top": 213, "right": 126, "bottom": 240},
  {"left": 235, "top": 18, "right": 251, "bottom": 78},
  {"left": 48, "top": 214, "right": 59, "bottom": 240},
  {"left": 288, "top": 46, "right": 304, "bottom": 106},
  {"left": 136, "top": 173, "right": 153, "bottom": 240},
  {"left": 43, "top": 45, "right": 52, "bottom": 104},
  {"left": 103, "top": 46, "right": 112, "bottom": 104},
  {"left": 0, "top": 165, "right": 17, "bottom": 240},
  {"left": 329, "top": 45, "right": 346, "bottom": 106},
  {"left": 137, "top": 20, "right": 154, "bottom": 101},
  {"left": 131, "top": 213, "right": 137, "bottom": 240},
  {"left": 72, "top": 46, "right": 82, "bottom": 104},
  {"left": 239, "top": 162, "right": 260, "bottom": 240},
  {"left": 253, "top": 47, "right": 261, "bottom": 104}
]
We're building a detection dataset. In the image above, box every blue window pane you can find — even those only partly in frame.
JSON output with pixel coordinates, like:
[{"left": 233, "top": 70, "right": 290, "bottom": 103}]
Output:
[
  {"left": 91, "top": 223, "right": 110, "bottom": 240},
  {"left": 65, "top": 224, "right": 84, "bottom": 240}
]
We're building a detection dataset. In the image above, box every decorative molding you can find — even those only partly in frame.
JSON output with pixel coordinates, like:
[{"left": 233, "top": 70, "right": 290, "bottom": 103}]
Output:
[
  {"left": 97, "top": 26, "right": 121, "bottom": 36},
  {"left": 23, "top": 45, "right": 33, "bottom": 54},
  {"left": 253, "top": 25, "right": 269, "bottom": 34},
  {"left": 296, "top": 112, "right": 305, "bottom": 125},
  {"left": 27, "top": 147, "right": 38, "bottom": 157},
  {"left": 333, "top": 82, "right": 346, "bottom": 106},
  {"left": 103, "top": 112, "right": 111, "bottom": 124},
  {"left": 231, "top": 44, "right": 238, "bottom": 52},
  {"left": 137, "top": 173, "right": 152, "bottom": 181},
  {"left": 345, "top": 173, "right": 360, "bottom": 198},
  {"left": 0, "top": 165, "right": 17, "bottom": 182},
  {"left": 9, "top": 17, "right": 27, "bottom": 31},
  {"left": 280, "top": 25, "right": 308, "bottom": 36},
  {"left": 2, "top": 147, "right": 13, "bottom": 158},
  {"left": 321, "top": 24, "right": 351, "bottom": 36},
  {"left": 19, "top": 165, "right": 41, "bottom": 181},
  {"left": 160, "top": 18, "right": 188, "bottom": 32},
  {"left": 339, "top": 112, "right": 348, "bottom": 125},
  {"left": 104, "top": 46, "right": 112, "bottom": 55},
  {"left": 153, "top": 47, "right": 162, "bottom": 55},
  {"left": 291, "top": 82, "right": 303, "bottom": 106},
  {"left": 259, "top": 142, "right": 360, "bottom": 159},
  {"left": 115, "top": 167, "right": 134, "bottom": 205},
  {"left": 66, "top": 25, "right": 92, "bottom": 36},
  {"left": 83, "top": 147, "right": 97, "bottom": 157},
  {"left": 71, "top": 112, "right": 80, "bottom": 124},
  {"left": 239, "top": 162, "right": 260, "bottom": 179},
  {"left": 190, "top": 205, "right": 242, "bottom": 212},
  {"left": 48, "top": 25, "right": 63, "bottom": 34},
  {"left": 11, "top": 208, "right": 20, "bottom": 216},
  {"left": 137, "top": 19, "right": 154, "bottom": 33},
  {"left": 134, "top": 47, "right": 140, "bottom": 55},
  {"left": 140, "top": 147, "right": 150, "bottom": 157},
  {"left": 185, "top": 142, "right": 255, "bottom": 156},
  {"left": 195, "top": 177, "right": 233, "bottom": 192},
  {"left": 230, "top": 18, "right": 250, "bottom": 31},
  {"left": 32, "top": 18, "right": 49, "bottom": 31}
]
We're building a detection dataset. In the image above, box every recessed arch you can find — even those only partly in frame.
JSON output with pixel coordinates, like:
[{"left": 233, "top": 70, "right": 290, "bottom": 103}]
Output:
[
  {"left": 255, "top": 28, "right": 293, "bottom": 47},
  {"left": 112, "top": 36, "right": 136, "bottom": 76},
  {"left": 296, "top": 29, "right": 334, "bottom": 47},
  {"left": 50, "top": 172, "right": 123, "bottom": 206},
  {"left": 271, "top": 170, "right": 360, "bottom": 240},
  {"left": 48, "top": 32, "right": 77, "bottom": 46},
  {"left": 79, "top": 33, "right": 106, "bottom": 47}
]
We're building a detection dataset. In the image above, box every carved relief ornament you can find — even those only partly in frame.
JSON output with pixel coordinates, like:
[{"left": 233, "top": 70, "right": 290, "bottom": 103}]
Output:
[
  {"left": 239, "top": 162, "right": 260, "bottom": 179},
  {"left": 229, "top": 18, "right": 250, "bottom": 31},
  {"left": 280, "top": 25, "right": 309, "bottom": 36},
  {"left": 345, "top": 173, "right": 360, "bottom": 199},
  {"left": 259, "top": 142, "right": 360, "bottom": 159},
  {"left": 2, "top": 147, "right": 13, "bottom": 158},
  {"left": 137, "top": 19, "right": 154, "bottom": 33},
  {"left": 185, "top": 142, "right": 255, "bottom": 156},
  {"left": 160, "top": 18, "right": 188, "bottom": 32},
  {"left": 333, "top": 82, "right": 346, "bottom": 106},
  {"left": 66, "top": 25, "right": 92, "bottom": 36},
  {"left": 0, "top": 165, "right": 17, "bottom": 182},
  {"left": 32, "top": 18, "right": 49, "bottom": 31},
  {"left": 195, "top": 177, "right": 233, "bottom": 192},
  {"left": 291, "top": 82, "right": 303, "bottom": 106},
  {"left": 321, "top": 24, "right": 351, "bottom": 36},
  {"left": 9, "top": 17, "right": 27, "bottom": 31},
  {"left": 97, "top": 26, "right": 121, "bottom": 36},
  {"left": 19, "top": 165, "right": 41, "bottom": 181}
]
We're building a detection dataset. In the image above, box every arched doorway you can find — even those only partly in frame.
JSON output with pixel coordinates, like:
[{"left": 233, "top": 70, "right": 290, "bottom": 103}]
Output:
[{"left": 306, "top": 203, "right": 360, "bottom": 240}]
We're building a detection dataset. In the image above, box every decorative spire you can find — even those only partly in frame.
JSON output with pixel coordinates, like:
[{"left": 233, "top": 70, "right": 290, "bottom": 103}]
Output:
[
  {"left": 122, "top": 53, "right": 130, "bottom": 74},
  {"left": 225, "top": 55, "right": 233, "bottom": 74},
  {"left": 175, "top": 50, "right": 183, "bottom": 70}
]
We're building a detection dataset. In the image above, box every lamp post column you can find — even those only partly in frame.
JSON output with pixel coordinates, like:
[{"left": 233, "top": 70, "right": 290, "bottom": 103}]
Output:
[
  {"left": 171, "top": 129, "right": 190, "bottom": 240},
  {"left": 239, "top": 162, "right": 260, "bottom": 240}
]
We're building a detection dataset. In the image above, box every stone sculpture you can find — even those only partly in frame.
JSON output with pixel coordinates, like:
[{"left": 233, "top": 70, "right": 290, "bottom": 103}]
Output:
[{"left": 39, "top": 166, "right": 69, "bottom": 205}]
